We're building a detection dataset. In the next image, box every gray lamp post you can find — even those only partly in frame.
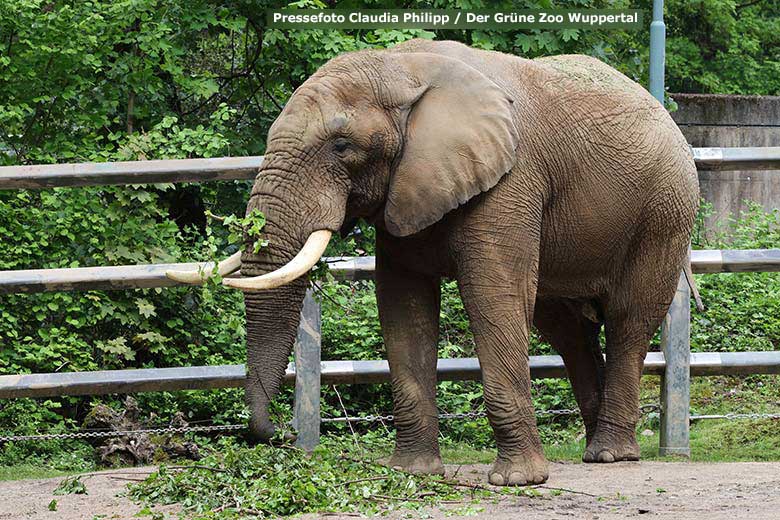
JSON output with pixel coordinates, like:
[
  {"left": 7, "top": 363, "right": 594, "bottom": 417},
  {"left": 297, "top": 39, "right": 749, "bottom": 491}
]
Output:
[{"left": 648, "top": 0, "right": 666, "bottom": 102}]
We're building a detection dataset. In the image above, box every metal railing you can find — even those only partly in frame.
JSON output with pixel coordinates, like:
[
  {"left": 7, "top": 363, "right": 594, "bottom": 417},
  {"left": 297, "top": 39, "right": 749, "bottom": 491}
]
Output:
[
  {"left": 0, "top": 147, "right": 778, "bottom": 190},
  {"left": 0, "top": 147, "right": 779, "bottom": 453},
  {"left": 3, "top": 330, "right": 780, "bottom": 399},
  {"left": 1, "top": 249, "right": 779, "bottom": 294}
]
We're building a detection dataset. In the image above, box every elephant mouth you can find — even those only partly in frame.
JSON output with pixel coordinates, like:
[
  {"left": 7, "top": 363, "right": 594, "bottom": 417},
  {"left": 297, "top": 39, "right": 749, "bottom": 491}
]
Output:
[
  {"left": 223, "top": 230, "right": 332, "bottom": 291},
  {"left": 363, "top": 204, "right": 386, "bottom": 229}
]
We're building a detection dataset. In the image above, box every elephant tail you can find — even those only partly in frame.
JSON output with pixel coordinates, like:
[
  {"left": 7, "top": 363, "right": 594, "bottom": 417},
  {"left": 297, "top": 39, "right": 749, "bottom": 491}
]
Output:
[{"left": 683, "top": 261, "right": 705, "bottom": 312}]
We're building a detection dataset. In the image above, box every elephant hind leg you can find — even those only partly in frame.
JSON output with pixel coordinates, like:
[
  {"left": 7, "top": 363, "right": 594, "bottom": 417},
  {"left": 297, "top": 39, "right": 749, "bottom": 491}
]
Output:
[
  {"left": 534, "top": 298, "right": 605, "bottom": 443},
  {"left": 582, "top": 314, "right": 648, "bottom": 463},
  {"left": 584, "top": 224, "right": 690, "bottom": 463}
]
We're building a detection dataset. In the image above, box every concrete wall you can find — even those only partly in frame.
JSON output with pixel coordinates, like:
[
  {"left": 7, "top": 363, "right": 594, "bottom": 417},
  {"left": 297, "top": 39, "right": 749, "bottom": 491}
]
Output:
[{"left": 671, "top": 94, "right": 780, "bottom": 230}]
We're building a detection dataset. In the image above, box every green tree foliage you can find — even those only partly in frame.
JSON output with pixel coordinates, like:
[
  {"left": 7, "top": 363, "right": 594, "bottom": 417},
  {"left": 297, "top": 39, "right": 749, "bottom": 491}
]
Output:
[
  {"left": 666, "top": 0, "right": 780, "bottom": 95},
  {"left": 2, "top": 0, "right": 777, "bottom": 166}
]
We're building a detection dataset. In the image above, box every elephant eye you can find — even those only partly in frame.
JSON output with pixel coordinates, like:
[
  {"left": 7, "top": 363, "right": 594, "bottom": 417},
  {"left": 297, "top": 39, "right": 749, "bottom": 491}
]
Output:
[{"left": 333, "top": 137, "right": 350, "bottom": 154}]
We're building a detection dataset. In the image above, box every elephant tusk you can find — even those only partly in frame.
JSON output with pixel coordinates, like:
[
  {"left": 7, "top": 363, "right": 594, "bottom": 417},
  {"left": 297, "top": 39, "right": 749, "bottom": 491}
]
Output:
[
  {"left": 222, "top": 230, "right": 332, "bottom": 291},
  {"left": 165, "top": 251, "right": 242, "bottom": 284}
]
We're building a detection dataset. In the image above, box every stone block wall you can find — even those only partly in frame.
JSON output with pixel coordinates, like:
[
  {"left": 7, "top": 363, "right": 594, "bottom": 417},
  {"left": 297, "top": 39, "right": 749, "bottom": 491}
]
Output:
[{"left": 671, "top": 93, "right": 780, "bottom": 231}]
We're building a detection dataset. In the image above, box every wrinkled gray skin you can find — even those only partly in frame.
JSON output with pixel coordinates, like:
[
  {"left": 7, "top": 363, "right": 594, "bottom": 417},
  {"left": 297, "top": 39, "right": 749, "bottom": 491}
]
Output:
[{"left": 241, "top": 39, "right": 698, "bottom": 486}]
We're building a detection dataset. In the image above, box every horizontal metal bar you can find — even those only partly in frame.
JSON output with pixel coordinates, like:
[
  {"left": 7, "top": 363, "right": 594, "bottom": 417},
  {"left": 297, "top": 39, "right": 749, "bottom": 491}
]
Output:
[
  {"left": 692, "top": 147, "right": 780, "bottom": 171},
  {"left": 2, "top": 249, "right": 780, "bottom": 294},
  {"left": 2, "top": 351, "right": 778, "bottom": 399},
  {"left": 0, "top": 148, "right": 776, "bottom": 190},
  {"left": 0, "top": 262, "right": 207, "bottom": 293},
  {"left": 691, "top": 249, "right": 780, "bottom": 274},
  {"left": 688, "top": 351, "right": 780, "bottom": 376},
  {"left": 0, "top": 365, "right": 246, "bottom": 398},
  {"left": 325, "top": 256, "right": 376, "bottom": 282},
  {"left": 0, "top": 257, "right": 354, "bottom": 294},
  {"left": 0, "top": 157, "right": 263, "bottom": 189},
  {"left": 690, "top": 412, "right": 780, "bottom": 421}
]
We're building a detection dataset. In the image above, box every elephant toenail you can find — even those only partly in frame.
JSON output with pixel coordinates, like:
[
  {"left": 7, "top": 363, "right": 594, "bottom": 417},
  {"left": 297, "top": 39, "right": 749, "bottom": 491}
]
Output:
[
  {"left": 598, "top": 451, "right": 615, "bottom": 463},
  {"left": 532, "top": 474, "right": 546, "bottom": 484},
  {"left": 489, "top": 472, "right": 505, "bottom": 486},
  {"left": 582, "top": 451, "right": 595, "bottom": 463},
  {"left": 508, "top": 471, "right": 524, "bottom": 484}
]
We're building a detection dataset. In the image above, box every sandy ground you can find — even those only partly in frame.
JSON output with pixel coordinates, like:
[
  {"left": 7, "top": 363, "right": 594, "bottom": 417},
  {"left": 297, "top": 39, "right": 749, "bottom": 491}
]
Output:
[{"left": 2, "top": 461, "right": 780, "bottom": 520}]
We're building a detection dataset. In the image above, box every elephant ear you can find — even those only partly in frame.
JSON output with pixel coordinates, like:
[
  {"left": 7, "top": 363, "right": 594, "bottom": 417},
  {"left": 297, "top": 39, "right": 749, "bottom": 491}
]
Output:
[{"left": 382, "top": 52, "right": 520, "bottom": 237}]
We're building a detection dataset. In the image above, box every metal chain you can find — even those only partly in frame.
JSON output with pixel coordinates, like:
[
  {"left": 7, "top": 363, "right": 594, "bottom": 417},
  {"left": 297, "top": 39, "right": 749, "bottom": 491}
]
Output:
[
  {"left": 13, "top": 403, "right": 778, "bottom": 443},
  {"left": 0, "top": 424, "right": 245, "bottom": 443},
  {"left": 324, "top": 406, "right": 661, "bottom": 424},
  {"left": 323, "top": 414, "right": 395, "bottom": 424},
  {"left": 690, "top": 412, "right": 780, "bottom": 421},
  {"left": 639, "top": 404, "right": 661, "bottom": 415},
  {"left": 0, "top": 408, "right": 596, "bottom": 440}
]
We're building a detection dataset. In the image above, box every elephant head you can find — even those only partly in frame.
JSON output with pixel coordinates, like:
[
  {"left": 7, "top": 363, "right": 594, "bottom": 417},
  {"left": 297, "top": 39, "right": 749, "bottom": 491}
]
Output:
[{"left": 168, "top": 44, "right": 519, "bottom": 441}]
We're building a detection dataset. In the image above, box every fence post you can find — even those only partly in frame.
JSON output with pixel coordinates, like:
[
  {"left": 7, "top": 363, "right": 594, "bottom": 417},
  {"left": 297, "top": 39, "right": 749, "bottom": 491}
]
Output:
[
  {"left": 292, "top": 289, "right": 321, "bottom": 451},
  {"left": 659, "top": 268, "right": 691, "bottom": 457}
]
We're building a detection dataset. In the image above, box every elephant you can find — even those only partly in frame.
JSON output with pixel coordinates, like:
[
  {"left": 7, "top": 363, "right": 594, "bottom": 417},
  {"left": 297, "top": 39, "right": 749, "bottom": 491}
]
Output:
[{"left": 168, "top": 39, "right": 699, "bottom": 486}]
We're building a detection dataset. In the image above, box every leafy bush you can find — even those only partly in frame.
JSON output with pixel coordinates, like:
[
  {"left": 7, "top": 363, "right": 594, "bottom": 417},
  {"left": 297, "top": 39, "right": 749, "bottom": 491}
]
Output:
[
  {"left": 665, "top": 0, "right": 780, "bottom": 95},
  {"left": 692, "top": 202, "right": 780, "bottom": 353},
  {"left": 0, "top": 399, "right": 98, "bottom": 471}
]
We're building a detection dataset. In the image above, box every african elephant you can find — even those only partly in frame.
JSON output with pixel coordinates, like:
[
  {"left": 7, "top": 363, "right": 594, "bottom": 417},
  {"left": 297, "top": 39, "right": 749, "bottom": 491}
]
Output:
[{"left": 168, "top": 39, "right": 699, "bottom": 486}]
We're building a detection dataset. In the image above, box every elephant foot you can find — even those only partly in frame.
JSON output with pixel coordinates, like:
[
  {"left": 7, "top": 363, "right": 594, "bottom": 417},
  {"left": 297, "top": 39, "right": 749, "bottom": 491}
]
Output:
[
  {"left": 583, "top": 434, "right": 640, "bottom": 463},
  {"left": 488, "top": 453, "right": 549, "bottom": 486},
  {"left": 388, "top": 451, "right": 445, "bottom": 476}
]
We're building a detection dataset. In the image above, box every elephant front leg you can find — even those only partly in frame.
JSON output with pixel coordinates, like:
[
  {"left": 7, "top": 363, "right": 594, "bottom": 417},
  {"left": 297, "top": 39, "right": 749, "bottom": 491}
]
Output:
[
  {"left": 458, "top": 272, "right": 548, "bottom": 486},
  {"left": 376, "top": 254, "right": 444, "bottom": 476}
]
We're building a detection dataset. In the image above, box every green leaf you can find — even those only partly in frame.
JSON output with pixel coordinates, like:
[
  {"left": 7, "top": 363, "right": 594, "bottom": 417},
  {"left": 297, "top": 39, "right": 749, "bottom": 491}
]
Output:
[
  {"left": 54, "top": 476, "right": 87, "bottom": 495},
  {"left": 135, "top": 299, "right": 156, "bottom": 318},
  {"left": 95, "top": 338, "right": 135, "bottom": 361}
]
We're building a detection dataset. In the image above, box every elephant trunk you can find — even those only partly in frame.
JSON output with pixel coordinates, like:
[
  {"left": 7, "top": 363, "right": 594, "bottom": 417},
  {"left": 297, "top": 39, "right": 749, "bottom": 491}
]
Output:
[
  {"left": 243, "top": 283, "right": 306, "bottom": 441},
  {"left": 241, "top": 209, "right": 310, "bottom": 441},
  {"left": 238, "top": 170, "right": 346, "bottom": 442}
]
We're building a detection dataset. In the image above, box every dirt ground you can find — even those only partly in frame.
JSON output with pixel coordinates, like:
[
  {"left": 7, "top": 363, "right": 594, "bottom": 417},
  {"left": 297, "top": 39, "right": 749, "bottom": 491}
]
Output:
[{"left": 2, "top": 461, "right": 780, "bottom": 520}]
